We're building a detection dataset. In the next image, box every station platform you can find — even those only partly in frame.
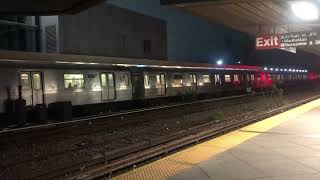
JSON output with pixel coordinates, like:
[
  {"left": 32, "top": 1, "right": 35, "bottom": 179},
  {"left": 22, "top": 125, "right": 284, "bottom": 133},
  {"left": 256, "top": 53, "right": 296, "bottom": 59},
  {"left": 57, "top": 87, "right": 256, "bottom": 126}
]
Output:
[{"left": 113, "top": 99, "right": 320, "bottom": 180}]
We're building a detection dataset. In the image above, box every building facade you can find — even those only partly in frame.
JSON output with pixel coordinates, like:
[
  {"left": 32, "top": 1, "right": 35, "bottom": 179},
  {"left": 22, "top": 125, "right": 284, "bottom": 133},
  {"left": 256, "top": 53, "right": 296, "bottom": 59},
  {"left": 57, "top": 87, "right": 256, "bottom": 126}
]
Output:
[
  {"left": 41, "top": 4, "right": 167, "bottom": 60},
  {"left": 0, "top": 16, "right": 40, "bottom": 52}
]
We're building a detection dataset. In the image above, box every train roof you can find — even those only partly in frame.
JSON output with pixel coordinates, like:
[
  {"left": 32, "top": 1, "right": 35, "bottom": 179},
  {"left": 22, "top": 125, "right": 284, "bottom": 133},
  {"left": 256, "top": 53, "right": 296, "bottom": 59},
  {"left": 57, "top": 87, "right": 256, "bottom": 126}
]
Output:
[{"left": 0, "top": 50, "right": 261, "bottom": 71}]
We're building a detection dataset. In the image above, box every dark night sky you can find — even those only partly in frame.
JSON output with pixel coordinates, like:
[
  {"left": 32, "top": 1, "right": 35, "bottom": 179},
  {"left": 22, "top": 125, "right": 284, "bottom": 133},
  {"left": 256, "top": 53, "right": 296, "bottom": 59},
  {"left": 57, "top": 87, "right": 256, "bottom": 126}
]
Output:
[{"left": 108, "top": 0, "right": 320, "bottom": 71}]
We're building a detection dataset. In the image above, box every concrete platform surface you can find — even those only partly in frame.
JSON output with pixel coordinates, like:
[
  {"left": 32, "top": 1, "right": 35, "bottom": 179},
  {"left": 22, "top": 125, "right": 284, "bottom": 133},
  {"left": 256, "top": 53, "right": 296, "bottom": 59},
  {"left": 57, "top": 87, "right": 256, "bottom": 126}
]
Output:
[{"left": 113, "top": 99, "right": 320, "bottom": 180}]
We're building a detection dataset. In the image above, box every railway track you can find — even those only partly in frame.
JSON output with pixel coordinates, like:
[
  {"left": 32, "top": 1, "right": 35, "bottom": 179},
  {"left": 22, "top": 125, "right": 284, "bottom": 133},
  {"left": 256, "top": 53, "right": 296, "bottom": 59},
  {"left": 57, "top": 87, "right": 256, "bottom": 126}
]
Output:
[
  {"left": 0, "top": 93, "right": 258, "bottom": 135},
  {"left": 65, "top": 94, "right": 320, "bottom": 180},
  {"left": 0, "top": 92, "right": 267, "bottom": 179},
  {"left": 0, "top": 88, "right": 316, "bottom": 180}
]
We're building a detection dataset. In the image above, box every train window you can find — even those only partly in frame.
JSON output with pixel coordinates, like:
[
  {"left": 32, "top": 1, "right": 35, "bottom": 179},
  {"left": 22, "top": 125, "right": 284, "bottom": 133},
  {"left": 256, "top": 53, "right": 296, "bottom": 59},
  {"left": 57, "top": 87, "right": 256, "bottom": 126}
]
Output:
[
  {"left": 224, "top": 75, "right": 231, "bottom": 83},
  {"left": 119, "top": 74, "right": 129, "bottom": 89},
  {"left": 173, "top": 74, "right": 183, "bottom": 86},
  {"left": 190, "top": 74, "right": 197, "bottom": 84},
  {"left": 250, "top": 74, "right": 255, "bottom": 81},
  {"left": 203, "top": 75, "right": 210, "bottom": 83},
  {"left": 101, "top": 73, "right": 114, "bottom": 87},
  {"left": 234, "top": 75, "right": 240, "bottom": 82},
  {"left": 20, "top": 73, "right": 30, "bottom": 90},
  {"left": 64, "top": 74, "right": 85, "bottom": 89},
  {"left": 33, "top": 73, "right": 42, "bottom": 90},
  {"left": 101, "top": 74, "right": 107, "bottom": 87},
  {"left": 215, "top": 75, "right": 221, "bottom": 85},
  {"left": 144, "top": 75, "right": 150, "bottom": 89}
]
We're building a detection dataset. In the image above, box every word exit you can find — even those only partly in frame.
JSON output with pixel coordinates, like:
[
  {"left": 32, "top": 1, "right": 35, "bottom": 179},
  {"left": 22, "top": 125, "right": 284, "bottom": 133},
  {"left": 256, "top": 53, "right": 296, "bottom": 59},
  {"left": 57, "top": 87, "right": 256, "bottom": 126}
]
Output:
[{"left": 256, "top": 35, "right": 280, "bottom": 50}]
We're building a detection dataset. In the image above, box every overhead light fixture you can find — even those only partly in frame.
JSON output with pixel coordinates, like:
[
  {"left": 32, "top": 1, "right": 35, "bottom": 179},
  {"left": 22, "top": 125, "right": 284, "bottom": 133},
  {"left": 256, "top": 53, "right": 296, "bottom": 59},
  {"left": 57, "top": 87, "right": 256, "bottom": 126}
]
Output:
[
  {"left": 216, "top": 60, "right": 223, "bottom": 65},
  {"left": 291, "top": 1, "right": 319, "bottom": 21},
  {"left": 264, "top": 67, "right": 268, "bottom": 71}
]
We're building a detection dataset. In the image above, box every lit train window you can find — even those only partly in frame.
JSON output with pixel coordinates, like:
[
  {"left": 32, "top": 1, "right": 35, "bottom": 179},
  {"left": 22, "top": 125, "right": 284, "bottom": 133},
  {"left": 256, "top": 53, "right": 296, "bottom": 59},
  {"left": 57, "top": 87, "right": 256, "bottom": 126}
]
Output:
[
  {"left": 190, "top": 74, "right": 197, "bottom": 84},
  {"left": 234, "top": 75, "right": 239, "bottom": 82},
  {"left": 203, "top": 75, "right": 210, "bottom": 83},
  {"left": 250, "top": 74, "right": 255, "bottom": 81},
  {"left": 173, "top": 74, "right": 183, "bottom": 86},
  {"left": 64, "top": 74, "right": 84, "bottom": 89},
  {"left": 215, "top": 75, "right": 221, "bottom": 85},
  {"left": 224, "top": 75, "right": 231, "bottom": 83},
  {"left": 33, "top": 73, "right": 42, "bottom": 90},
  {"left": 101, "top": 73, "right": 114, "bottom": 87},
  {"left": 144, "top": 75, "right": 150, "bottom": 89},
  {"left": 20, "top": 73, "right": 30, "bottom": 90},
  {"left": 119, "top": 74, "right": 129, "bottom": 89}
]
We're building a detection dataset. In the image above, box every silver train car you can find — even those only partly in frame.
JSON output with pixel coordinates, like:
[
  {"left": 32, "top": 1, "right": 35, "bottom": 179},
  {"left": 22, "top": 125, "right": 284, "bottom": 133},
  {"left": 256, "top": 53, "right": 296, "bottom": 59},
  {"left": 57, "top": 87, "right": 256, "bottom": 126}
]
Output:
[
  {"left": 0, "top": 51, "right": 314, "bottom": 115},
  {"left": 0, "top": 51, "right": 266, "bottom": 114}
]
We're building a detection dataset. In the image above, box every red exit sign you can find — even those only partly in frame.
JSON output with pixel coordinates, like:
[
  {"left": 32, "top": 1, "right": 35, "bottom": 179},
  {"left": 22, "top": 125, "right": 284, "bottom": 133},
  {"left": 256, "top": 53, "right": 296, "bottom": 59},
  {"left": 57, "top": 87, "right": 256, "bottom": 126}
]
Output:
[{"left": 256, "top": 35, "right": 280, "bottom": 50}]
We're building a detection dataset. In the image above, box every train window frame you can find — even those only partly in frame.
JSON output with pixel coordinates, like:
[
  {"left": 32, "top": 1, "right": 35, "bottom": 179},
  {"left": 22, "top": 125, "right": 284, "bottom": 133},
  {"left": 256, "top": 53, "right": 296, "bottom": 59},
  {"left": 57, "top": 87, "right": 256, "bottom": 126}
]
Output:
[
  {"left": 119, "top": 74, "right": 129, "bottom": 89},
  {"left": 173, "top": 74, "right": 183, "bottom": 87},
  {"left": 224, "top": 75, "right": 231, "bottom": 83},
  {"left": 32, "top": 73, "right": 42, "bottom": 90},
  {"left": 64, "top": 74, "right": 85, "bottom": 89},
  {"left": 20, "top": 72, "right": 30, "bottom": 90},
  {"left": 203, "top": 74, "right": 211, "bottom": 84}
]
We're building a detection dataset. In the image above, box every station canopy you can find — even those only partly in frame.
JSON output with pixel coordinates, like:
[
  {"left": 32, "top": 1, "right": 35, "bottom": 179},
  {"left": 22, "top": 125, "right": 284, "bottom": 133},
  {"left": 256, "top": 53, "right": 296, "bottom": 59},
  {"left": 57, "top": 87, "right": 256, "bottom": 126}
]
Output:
[
  {"left": 162, "top": 0, "right": 320, "bottom": 55},
  {"left": 0, "top": 0, "right": 105, "bottom": 15}
]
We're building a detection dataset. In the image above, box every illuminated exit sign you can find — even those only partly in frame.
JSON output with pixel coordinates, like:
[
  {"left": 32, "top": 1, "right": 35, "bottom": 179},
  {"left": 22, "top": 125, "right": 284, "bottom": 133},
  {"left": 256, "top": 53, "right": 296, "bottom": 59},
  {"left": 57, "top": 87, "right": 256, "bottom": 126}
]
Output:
[
  {"left": 256, "top": 35, "right": 280, "bottom": 50},
  {"left": 256, "top": 31, "right": 320, "bottom": 50}
]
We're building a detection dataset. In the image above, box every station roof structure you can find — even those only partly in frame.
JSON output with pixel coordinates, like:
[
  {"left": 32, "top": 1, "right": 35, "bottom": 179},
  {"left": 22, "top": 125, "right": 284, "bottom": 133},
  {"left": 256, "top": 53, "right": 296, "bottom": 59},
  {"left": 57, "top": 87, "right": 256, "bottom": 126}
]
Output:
[
  {"left": 0, "top": 0, "right": 105, "bottom": 15},
  {"left": 162, "top": 0, "right": 320, "bottom": 56}
]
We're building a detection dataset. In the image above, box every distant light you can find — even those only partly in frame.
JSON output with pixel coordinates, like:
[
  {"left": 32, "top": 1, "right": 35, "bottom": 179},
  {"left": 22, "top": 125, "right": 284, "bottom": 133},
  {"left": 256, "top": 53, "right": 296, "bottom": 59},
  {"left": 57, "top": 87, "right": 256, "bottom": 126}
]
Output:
[
  {"left": 270, "top": 68, "right": 274, "bottom": 71},
  {"left": 216, "top": 60, "right": 223, "bottom": 65},
  {"left": 291, "top": 1, "right": 319, "bottom": 21},
  {"left": 264, "top": 67, "right": 268, "bottom": 71},
  {"left": 236, "top": 61, "right": 241, "bottom": 64}
]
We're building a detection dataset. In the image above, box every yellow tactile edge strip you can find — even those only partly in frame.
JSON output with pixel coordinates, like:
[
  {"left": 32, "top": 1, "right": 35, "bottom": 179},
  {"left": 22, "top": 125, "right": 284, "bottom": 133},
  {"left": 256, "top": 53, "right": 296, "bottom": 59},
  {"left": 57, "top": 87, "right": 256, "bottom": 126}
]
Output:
[{"left": 113, "top": 99, "right": 320, "bottom": 180}]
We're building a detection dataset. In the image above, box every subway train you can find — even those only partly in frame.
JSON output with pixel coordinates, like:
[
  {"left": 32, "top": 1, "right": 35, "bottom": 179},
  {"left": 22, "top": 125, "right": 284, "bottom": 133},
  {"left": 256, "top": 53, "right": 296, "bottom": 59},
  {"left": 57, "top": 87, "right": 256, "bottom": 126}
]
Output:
[{"left": 0, "top": 51, "right": 317, "bottom": 117}]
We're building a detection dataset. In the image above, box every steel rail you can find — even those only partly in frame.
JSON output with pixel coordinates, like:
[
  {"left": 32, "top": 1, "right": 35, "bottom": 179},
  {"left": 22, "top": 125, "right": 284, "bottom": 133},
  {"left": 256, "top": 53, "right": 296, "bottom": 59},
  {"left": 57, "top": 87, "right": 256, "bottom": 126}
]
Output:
[{"left": 67, "top": 94, "right": 320, "bottom": 180}]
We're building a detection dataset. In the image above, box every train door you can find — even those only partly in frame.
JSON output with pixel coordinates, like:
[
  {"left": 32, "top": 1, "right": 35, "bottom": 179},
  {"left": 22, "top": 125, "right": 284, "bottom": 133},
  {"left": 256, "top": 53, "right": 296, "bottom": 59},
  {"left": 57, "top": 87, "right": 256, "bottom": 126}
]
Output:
[
  {"left": 132, "top": 73, "right": 145, "bottom": 99},
  {"left": 100, "top": 72, "right": 116, "bottom": 101},
  {"left": 190, "top": 74, "right": 197, "bottom": 93},
  {"left": 156, "top": 74, "right": 166, "bottom": 96},
  {"left": 19, "top": 71, "right": 44, "bottom": 106}
]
